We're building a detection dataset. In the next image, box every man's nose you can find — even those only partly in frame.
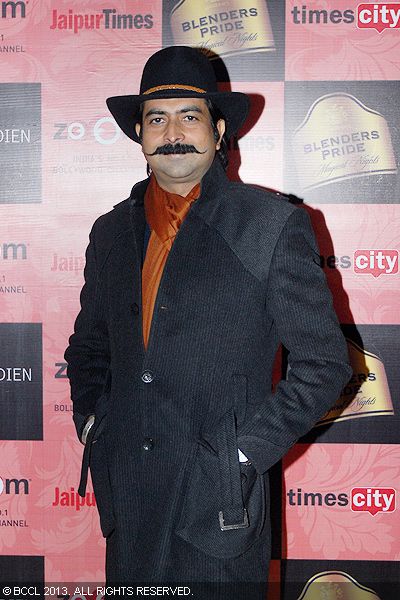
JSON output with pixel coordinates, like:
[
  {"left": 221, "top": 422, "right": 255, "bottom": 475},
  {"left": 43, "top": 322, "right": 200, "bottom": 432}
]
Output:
[{"left": 164, "top": 119, "right": 184, "bottom": 144}]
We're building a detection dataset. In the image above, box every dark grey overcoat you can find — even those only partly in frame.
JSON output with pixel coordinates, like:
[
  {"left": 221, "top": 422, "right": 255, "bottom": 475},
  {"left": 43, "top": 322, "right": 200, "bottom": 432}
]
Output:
[{"left": 64, "top": 158, "right": 351, "bottom": 591}]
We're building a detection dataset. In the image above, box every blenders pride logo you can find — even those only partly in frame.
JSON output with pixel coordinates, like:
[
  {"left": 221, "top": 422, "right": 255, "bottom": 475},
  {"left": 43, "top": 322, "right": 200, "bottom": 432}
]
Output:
[
  {"left": 316, "top": 338, "right": 394, "bottom": 427},
  {"left": 0, "top": 83, "right": 41, "bottom": 204},
  {"left": 292, "top": 92, "right": 397, "bottom": 192},
  {"left": 0, "top": 323, "right": 42, "bottom": 440},
  {"left": 297, "top": 571, "right": 380, "bottom": 600},
  {"left": 169, "top": 0, "right": 275, "bottom": 59}
]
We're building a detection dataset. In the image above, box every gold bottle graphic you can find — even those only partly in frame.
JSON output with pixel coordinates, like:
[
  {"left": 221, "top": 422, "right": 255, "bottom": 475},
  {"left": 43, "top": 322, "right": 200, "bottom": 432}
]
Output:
[
  {"left": 316, "top": 338, "right": 394, "bottom": 427},
  {"left": 292, "top": 93, "right": 397, "bottom": 193},
  {"left": 170, "top": 0, "right": 275, "bottom": 59},
  {"left": 297, "top": 571, "right": 381, "bottom": 600}
]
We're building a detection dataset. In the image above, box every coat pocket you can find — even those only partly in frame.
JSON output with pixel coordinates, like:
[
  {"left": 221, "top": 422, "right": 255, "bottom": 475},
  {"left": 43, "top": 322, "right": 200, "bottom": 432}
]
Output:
[
  {"left": 175, "top": 434, "right": 266, "bottom": 559},
  {"left": 89, "top": 433, "right": 116, "bottom": 538}
]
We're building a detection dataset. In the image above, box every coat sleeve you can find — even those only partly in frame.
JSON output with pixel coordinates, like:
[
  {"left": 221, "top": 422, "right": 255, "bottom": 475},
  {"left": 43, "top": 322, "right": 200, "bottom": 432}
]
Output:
[
  {"left": 237, "top": 206, "right": 352, "bottom": 474},
  {"left": 64, "top": 220, "right": 111, "bottom": 440}
]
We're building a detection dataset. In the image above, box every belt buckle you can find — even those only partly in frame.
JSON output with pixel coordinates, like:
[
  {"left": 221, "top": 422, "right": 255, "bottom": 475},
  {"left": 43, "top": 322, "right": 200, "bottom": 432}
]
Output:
[{"left": 218, "top": 508, "right": 249, "bottom": 530}]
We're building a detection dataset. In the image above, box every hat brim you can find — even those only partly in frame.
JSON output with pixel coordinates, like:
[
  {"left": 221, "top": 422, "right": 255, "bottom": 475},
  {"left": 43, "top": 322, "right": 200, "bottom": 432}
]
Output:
[{"left": 106, "top": 90, "right": 249, "bottom": 143}]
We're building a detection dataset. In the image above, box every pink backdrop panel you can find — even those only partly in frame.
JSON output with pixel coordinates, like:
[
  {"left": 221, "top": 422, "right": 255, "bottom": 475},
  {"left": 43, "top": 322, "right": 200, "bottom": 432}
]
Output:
[
  {"left": 223, "top": 82, "right": 285, "bottom": 192},
  {"left": 307, "top": 203, "right": 400, "bottom": 324},
  {"left": 283, "top": 443, "right": 400, "bottom": 561},
  {"left": 285, "top": 0, "right": 400, "bottom": 80},
  {"left": 1, "top": 0, "right": 399, "bottom": 594},
  {"left": 0, "top": 441, "right": 45, "bottom": 554}
]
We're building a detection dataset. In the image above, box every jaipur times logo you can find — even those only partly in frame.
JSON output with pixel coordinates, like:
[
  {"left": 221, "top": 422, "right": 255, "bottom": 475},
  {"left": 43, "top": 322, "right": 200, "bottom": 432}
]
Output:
[{"left": 49, "top": 7, "right": 153, "bottom": 33}]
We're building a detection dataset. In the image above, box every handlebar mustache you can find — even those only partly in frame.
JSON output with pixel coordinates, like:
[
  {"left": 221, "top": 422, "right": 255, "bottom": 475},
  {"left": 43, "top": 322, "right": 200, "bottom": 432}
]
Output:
[{"left": 145, "top": 143, "right": 207, "bottom": 156}]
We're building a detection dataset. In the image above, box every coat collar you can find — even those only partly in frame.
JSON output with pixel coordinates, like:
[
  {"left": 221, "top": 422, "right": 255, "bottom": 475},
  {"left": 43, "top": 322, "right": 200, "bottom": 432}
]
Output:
[{"left": 106, "top": 159, "right": 230, "bottom": 323}]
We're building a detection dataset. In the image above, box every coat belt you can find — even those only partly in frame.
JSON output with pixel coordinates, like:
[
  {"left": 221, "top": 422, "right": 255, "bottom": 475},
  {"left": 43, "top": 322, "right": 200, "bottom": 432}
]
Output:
[
  {"left": 78, "top": 413, "right": 106, "bottom": 497},
  {"left": 216, "top": 376, "right": 249, "bottom": 531},
  {"left": 78, "top": 375, "right": 249, "bottom": 530}
]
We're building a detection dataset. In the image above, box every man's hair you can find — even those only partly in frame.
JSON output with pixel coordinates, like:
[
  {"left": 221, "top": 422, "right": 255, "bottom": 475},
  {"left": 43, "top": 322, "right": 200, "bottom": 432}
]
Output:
[
  {"left": 206, "top": 98, "right": 229, "bottom": 171},
  {"left": 136, "top": 98, "right": 229, "bottom": 176}
]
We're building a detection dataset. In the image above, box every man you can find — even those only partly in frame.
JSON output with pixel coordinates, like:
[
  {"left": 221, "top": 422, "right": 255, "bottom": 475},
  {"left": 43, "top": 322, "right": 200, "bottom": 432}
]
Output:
[{"left": 64, "top": 46, "right": 351, "bottom": 596}]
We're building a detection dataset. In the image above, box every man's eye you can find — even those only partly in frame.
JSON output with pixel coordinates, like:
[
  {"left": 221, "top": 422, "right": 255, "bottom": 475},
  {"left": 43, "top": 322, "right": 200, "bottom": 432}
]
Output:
[
  {"left": 149, "top": 117, "right": 164, "bottom": 124},
  {"left": 184, "top": 115, "right": 198, "bottom": 121}
]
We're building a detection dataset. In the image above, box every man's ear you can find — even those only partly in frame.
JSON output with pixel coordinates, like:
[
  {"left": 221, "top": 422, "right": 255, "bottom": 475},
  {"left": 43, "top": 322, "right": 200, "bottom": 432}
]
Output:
[
  {"left": 215, "top": 119, "right": 226, "bottom": 150},
  {"left": 135, "top": 122, "right": 142, "bottom": 142}
]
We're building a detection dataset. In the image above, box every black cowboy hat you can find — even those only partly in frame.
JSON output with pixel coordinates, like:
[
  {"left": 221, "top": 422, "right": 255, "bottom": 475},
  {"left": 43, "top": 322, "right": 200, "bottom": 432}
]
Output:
[{"left": 106, "top": 45, "right": 250, "bottom": 143}]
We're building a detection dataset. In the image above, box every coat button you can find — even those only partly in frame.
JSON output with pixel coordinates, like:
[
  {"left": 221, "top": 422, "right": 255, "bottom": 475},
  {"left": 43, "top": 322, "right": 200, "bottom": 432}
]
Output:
[
  {"left": 142, "top": 437, "right": 154, "bottom": 451},
  {"left": 141, "top": 370, "right": 154, "bottom": 383},
  {"left": 131, "top": 303, "right": 139, "bottom": 315}
]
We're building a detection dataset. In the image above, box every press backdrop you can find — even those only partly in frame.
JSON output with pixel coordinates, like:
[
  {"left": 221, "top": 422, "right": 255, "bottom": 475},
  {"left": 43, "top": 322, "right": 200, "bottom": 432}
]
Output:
[{"left": 1, "top": 1, "right": 399, "bottom": 598}]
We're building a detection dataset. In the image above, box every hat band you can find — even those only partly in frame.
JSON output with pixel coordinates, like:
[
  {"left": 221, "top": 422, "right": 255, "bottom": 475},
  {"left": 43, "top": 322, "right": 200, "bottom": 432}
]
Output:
[{"left": 143, "top": 84, "right": 206, "bottom": 95}]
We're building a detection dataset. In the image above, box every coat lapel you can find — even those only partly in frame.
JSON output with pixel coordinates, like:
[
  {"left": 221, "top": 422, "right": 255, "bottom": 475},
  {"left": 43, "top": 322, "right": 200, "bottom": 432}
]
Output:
[
  {"left": 108, "top": 160, "right": 229, "bottom": 353},
  {"left": 108, "top": 179, "right": 148, "bottom": 329}
]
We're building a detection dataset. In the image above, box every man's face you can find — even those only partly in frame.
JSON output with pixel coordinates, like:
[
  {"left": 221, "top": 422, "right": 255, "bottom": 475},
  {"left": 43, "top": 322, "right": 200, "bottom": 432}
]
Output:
[{"left": 135, "top": 97, "right": 225, "bottom": 194}]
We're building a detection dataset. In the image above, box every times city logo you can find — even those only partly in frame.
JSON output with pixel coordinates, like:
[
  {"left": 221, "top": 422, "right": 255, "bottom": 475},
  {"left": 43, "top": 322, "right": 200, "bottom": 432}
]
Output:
[
  {"left": 50, "top": 8, "right": 153, "bottom": 33},
  {"left": 290, "top": 4, "right": 400, "bottom": 31},
  {"left": 287, "top": 487, "right": 396, "bottom": 515},
  {"left": 318, "top": 249, "right": 398, "bottom": 277}
]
